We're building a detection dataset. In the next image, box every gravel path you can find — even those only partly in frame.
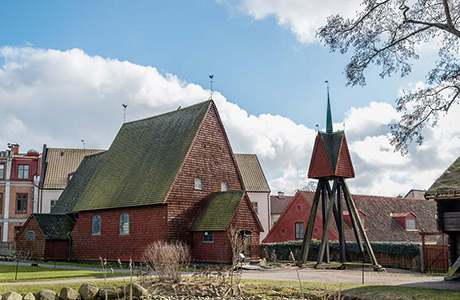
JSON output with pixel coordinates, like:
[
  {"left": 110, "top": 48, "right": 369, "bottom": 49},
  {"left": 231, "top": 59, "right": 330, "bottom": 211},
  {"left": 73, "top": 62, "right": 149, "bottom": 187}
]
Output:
[
  {"left": 1, "top": 262, "right": 459, "bottom": 291},
  {"left": 241, "top": 266, "right": 460, "bottom": 291}
]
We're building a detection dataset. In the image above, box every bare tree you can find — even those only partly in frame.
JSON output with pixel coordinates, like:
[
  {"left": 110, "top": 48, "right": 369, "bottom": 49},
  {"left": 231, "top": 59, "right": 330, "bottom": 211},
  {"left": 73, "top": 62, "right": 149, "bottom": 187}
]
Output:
[
  {"left": 317, "top": 0, "right": 460, "bottom": 154},
  {"left": 302, "top": 180, "right": 317, "bottom": 192}
]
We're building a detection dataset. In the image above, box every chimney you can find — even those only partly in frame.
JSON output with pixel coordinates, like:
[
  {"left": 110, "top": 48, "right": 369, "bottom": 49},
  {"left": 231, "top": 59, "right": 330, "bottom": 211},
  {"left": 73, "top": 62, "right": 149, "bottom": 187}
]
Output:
[
  {"left": 278, "top": 191, "right": 285, "bottom": 199},
  {"left": 11, "top": 144, "right": 20, "bottom": 155}
]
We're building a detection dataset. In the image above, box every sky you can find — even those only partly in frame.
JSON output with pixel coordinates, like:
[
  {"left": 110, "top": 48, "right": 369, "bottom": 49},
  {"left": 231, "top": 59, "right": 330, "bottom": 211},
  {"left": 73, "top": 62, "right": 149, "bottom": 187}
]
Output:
[{"left": 0, "top": 0, "right": 458, "bottom": 196}]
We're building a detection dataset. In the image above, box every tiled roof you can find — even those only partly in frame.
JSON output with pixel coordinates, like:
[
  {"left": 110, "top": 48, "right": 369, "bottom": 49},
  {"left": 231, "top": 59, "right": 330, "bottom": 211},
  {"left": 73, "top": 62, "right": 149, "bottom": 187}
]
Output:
[
  {"left": 299, "top": 191, "right": 438, "bottom": 243},
  {"left": 270, "top": 195, "right": 294, "bottom": 214},
  {"left": 190, "top": 191, "right": 244, "bottom": 231},
  {"left": 390, "top": 212, "right": 415, "bottom": 218},
  {"left": 32, "top": 213, "right": 76, "bottom": 240},
  {"left": 73, "top": 101, "right": 211, "bottom": 211},
  {"left": 52, "top": 152, "right": 106, "bottom": 213},
  {"left": 234, "top": 154, "right": 270, "bottom": 192},
  {"left": 426, "top": 156, "right": 460, "bottom": 199},
  {"left": 43, "top": 148, "right": 105, "bottom": 189}
]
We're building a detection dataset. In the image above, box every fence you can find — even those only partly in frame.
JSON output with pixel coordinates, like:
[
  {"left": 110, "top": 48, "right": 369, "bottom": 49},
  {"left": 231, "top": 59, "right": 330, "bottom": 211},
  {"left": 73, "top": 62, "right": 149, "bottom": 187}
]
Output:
[{"left": 0, "top": 242, "right": 16, "bottom": 258}]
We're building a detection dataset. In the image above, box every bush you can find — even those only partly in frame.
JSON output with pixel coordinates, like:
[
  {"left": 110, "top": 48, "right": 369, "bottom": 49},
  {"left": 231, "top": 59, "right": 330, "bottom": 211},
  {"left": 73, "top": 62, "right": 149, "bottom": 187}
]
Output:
[
  {"left": 260, "top": 240, "right": 420, "bottom": 261},
  {"left": 141, "top": 241, "right": 190, "bottom": 283}
]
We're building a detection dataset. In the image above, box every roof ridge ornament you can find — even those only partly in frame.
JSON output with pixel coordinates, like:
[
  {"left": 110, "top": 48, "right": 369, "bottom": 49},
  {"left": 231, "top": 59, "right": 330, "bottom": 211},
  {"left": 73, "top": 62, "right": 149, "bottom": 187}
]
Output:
[{"left": 325, "top": 80, "right": 333, "bottom": 134}]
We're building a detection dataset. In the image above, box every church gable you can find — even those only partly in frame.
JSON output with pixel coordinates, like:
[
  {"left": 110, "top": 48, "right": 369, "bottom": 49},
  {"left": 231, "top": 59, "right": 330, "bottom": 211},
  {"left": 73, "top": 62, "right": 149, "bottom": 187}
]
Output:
[{"left": 166, "top": 102, "right": 243, "bottom": 204}]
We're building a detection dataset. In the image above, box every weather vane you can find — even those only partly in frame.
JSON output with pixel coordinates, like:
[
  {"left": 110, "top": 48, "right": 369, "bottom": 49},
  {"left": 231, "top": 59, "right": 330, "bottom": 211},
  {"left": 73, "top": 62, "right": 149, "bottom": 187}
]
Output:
[
  {"left": 122, "top": 104, "right": 128, "bottom": 123},
  {"left": 209, "top": 74, "right": 214, "bottom": 100},
  {"left": 81, "top": 139, "right": 85, "bottom": 150}
]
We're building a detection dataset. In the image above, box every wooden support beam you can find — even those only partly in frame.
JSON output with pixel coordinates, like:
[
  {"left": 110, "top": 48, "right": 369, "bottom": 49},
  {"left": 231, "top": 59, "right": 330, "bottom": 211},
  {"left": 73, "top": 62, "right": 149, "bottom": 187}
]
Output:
[
  {"left": 336, "top": 181, "right": 346, "bottom": 263},
  {"left": 321, "top": 181, "right": 330, "bottom": 263},
  {"left": 342, "top": 182, "right": 365, "bottom": 259},
  {"left": 299, "top": 179, "right": 323, "bottom": 265},
  {"left": 327, "top": 183, "right": 351, "bottom": 262},
  {"left": 316, "top": 179, "right": 337, "bottom": 267},
  {"left": 445, "top": 256, "right": 460, "bottom": 281},
  {"left": 342, "top": 180, "right": 382, "bottom": 271}
]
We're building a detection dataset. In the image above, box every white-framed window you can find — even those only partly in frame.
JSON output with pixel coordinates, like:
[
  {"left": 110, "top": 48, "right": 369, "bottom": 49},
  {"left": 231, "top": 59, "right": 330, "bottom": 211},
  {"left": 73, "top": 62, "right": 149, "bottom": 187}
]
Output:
[
  {"left": 50, "top": 200, "right": 57, "bottom": 211},
  {"left": 26, "top": 230, "right": 35, "bottom": 241},
  {"left": 120, "top": 212, "right": 129, "bottom": 235},
  {"left": 18, "top": 165, "right": 29, "bottom": 179},
  {"left": 406, "top": 218, "right": 416, "bottom": 230},
  {"left": 92, "top": 214, "right": 101, "bottom": 236},
  {"left": 0, "top": 164, "right": 4, "bottom": 179},
  {"left": 251, "top": 201, "right": 259, "bottom": 214},
  {"left": 295, "top": 222, "right": 304, "bottom": 240},
  {"left": 203, "top": 231, "right": 214, "bottom": 243},
  {"left": 221, "top": 182, "right": 228, "bottom": 192},
  {"left": 194, "top": 178, "right": 202, "bottom": 190},
  {"left": 360, "top": 217, "right": 365, "bottom": 227}
]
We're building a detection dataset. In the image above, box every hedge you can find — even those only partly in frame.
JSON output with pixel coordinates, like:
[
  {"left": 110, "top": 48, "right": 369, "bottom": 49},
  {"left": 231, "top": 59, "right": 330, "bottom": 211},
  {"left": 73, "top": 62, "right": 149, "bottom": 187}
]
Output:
[{"left": 260, "top": 240, "right": 421, "bottom": 261}]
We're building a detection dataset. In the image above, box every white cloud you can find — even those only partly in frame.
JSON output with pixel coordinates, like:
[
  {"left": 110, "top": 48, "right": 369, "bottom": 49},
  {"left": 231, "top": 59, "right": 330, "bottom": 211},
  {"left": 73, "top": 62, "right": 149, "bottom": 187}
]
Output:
[
  {"left": 218, "top": 0, "right": 359, "bottom": 44},
  {"left": 0, "top": 47, "right": 459, "bottom": 197}
]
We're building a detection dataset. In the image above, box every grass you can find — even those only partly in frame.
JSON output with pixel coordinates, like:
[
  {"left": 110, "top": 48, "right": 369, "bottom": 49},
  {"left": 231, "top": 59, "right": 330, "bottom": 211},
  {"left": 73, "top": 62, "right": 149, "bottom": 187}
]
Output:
[
  {"left": 0, "top": 264, "right": 123, "bottom": 283},
  {"left": 242, "top": 279, "right": 460, "bottom": 300}
]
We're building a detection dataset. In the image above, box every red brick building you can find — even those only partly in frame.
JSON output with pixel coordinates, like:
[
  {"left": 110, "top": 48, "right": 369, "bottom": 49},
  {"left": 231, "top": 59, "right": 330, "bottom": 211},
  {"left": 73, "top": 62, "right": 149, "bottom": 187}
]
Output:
[
  {"left": 18, "top": 101, "right": 262, "bottom": 263},
  {"left": 263, "top": 190, "right": 438, "bottom": 244},
  {"left": 0, "top": 144, "right": 41, "bottom": 242}
]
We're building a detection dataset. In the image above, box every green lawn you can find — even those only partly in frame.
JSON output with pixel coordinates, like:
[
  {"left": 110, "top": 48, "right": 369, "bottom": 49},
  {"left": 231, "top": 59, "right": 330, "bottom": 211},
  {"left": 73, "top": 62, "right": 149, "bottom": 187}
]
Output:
[
  {"left": 242, "top": 279, "right": 460, "bottom": 300},
  {"left": 0, "top": 264, "right": 123, "bottom": 283}
]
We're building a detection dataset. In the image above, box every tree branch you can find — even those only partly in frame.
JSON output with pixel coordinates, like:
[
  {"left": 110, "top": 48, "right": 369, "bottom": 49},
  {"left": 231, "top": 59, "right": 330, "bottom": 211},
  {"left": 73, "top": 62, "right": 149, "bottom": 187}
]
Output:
[{"left": 443, "top": 0, "right": 454, "bottom": 27}]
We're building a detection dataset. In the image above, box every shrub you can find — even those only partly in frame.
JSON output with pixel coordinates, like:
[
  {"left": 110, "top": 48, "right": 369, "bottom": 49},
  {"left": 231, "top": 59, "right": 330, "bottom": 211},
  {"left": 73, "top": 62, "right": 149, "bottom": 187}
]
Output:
[{"left": 141, "top": 240, "right": 190, "bottom": 283}]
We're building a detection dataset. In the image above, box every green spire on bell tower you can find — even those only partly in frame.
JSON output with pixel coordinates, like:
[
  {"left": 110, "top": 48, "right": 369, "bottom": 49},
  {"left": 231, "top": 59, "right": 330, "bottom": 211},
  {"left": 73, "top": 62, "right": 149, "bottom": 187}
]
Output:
[{"left": 326, "top": 81, "right": 333, "bottom": 134}]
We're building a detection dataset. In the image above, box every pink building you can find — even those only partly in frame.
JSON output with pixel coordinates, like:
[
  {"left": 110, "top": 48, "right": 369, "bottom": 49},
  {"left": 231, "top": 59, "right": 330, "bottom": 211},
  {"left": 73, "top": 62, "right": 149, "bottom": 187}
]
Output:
[{"left": 0, "top": 144, "right": 41, "bottom": 242}]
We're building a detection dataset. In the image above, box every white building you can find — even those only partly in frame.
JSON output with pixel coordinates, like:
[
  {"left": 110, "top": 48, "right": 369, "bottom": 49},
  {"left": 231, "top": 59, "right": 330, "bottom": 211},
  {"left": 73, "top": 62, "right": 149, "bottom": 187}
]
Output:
[
  {"left": 39, "top": 146, "right": 104, "bottom": 213},
  {"left": 234, "top": 154, "right": 271, "bottom": 241}
]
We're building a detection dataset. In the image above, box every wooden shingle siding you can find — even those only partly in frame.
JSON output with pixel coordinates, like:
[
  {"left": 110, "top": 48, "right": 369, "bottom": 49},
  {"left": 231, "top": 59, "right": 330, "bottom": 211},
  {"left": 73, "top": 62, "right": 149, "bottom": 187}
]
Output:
[
  {"left": 72, "top": 205, "right": 168, "bottom": 261},
  {"left": 166, "top": 103, "right": 244, "bottom": 245},
  {"left": 16, "top": 218, "right": 46, "bottom": 260}
]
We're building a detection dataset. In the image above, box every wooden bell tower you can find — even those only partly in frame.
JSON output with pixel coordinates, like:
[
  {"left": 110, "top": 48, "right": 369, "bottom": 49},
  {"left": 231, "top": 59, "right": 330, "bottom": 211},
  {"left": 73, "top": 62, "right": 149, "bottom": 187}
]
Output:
[{"left": 298, "top": 88, "right": 383, "bottom": 271}]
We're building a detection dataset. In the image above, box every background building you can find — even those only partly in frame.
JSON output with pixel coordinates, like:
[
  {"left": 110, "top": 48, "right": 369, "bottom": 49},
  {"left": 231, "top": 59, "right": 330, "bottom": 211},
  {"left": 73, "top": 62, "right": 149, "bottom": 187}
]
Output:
[
  {"left": 39, "top": 147, "right": 104, "bottom": 213},
  {"left": 0, "top": 144, "right": 41, "bottom": 242},
  {"left": 234, "top": 154, "right": 271, "bottom": 241}
]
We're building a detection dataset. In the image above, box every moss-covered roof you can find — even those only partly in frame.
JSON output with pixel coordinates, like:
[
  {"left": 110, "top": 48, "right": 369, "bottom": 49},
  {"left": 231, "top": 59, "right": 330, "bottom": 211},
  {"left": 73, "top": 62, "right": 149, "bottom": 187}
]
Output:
[
  {"left": 52, "top": 152, "right": 107, "bottom": 213},
  {"left": 426, "top": 156, "right": 460, "bottom": 199},
  {"left": 32, "top": 214, "right": 76, "bottom": 240},
  {"left": 190, "top": 191, "right": 244, "bottom": 231},
  {"left": 73, "top": 101, "right": 212, "bottom": 211}
]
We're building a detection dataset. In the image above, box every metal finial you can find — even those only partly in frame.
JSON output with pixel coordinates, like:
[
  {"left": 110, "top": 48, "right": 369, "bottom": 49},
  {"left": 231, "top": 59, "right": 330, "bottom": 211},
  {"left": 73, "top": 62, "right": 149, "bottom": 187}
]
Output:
[
  {"left": 122, "top": 104, "right": 128, "bottom": 123},
  {"left": 81, "top": 139, "right": 85, "bottom": 150},
  {"left": 209, "top": 74, "right": 214, "bottom": 100},
  {"left": 316, "top": 124, "right": 319, "bottom": 132}
]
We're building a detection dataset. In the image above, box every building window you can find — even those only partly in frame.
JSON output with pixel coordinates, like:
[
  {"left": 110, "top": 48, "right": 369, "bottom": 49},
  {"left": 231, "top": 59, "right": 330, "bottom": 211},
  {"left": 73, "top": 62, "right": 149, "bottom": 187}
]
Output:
[
  {"left": 16, "top": 194, "right": 28, "bottom": 213},
  {"left": 0, "top": 164, "right": 4, "bottom": 179},
  {"left": 14, "top": 226, "right": 22, "bottom": 238},
  {"left": 251, "top": 202, "right": 259, "bottom": 214},
  {"left": 92, "top": 215, "right": 101, "bottom": 236},
  {"left": 0, "top": 193, "right": 2, "bottom": 213},
  {"left": 26, "top": 231, "right": 35, "bottom": 241},
  {"left": 360, "top": 217, "right": 366, "bottom": 227},
  {"left": 18, "top": 165, "right": 29, "bottom": 179},
  {"left": 295, "top": 222, "right": 304, "bottom": 240},
  {"left": 203, "top": 231, "right": 214, "bottom": 243},
  {"left": 194, "top": 178, "right": 202, "bottom": 190},
  {"left": 406, "top": 218, "right": 416, "bottom": 230},
  {"left": 221, "top": 182, "right": 228, "bottom": 192},
  {"left": 120, "top": 213, "right": 129, "bottom": 235},
  {"left": 50, "top": 200, "right": 57, "bottom": 211}
]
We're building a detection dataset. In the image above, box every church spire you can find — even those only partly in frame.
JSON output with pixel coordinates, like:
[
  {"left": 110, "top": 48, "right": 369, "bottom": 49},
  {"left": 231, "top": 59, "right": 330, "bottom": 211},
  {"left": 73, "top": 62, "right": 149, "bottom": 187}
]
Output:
[{"left": 326, "top": 81, "right": 333, "bottom": 134}]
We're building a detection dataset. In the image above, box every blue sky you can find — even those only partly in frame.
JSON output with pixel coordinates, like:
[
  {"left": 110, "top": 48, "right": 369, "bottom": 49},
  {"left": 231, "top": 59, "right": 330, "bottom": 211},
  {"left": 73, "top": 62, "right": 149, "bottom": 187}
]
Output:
[
  {"left": 0, "top": 0, "right": 424, "bottom": 127},
  {"left": 0, "top": 0, "right": 457, "bottom": 196}
]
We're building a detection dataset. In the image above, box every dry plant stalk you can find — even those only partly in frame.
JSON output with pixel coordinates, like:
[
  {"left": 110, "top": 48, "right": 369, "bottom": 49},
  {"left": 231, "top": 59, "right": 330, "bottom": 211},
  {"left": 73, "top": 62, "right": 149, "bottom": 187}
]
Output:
[
  {"left": 227, "top": 226, "right": 246, "bottom": 296},
  {"left": 141, "top": 240, "right": 190, "bottom": 283},
  {"left": 99, "top": 257, "right": 108, "bottom": 300}
]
